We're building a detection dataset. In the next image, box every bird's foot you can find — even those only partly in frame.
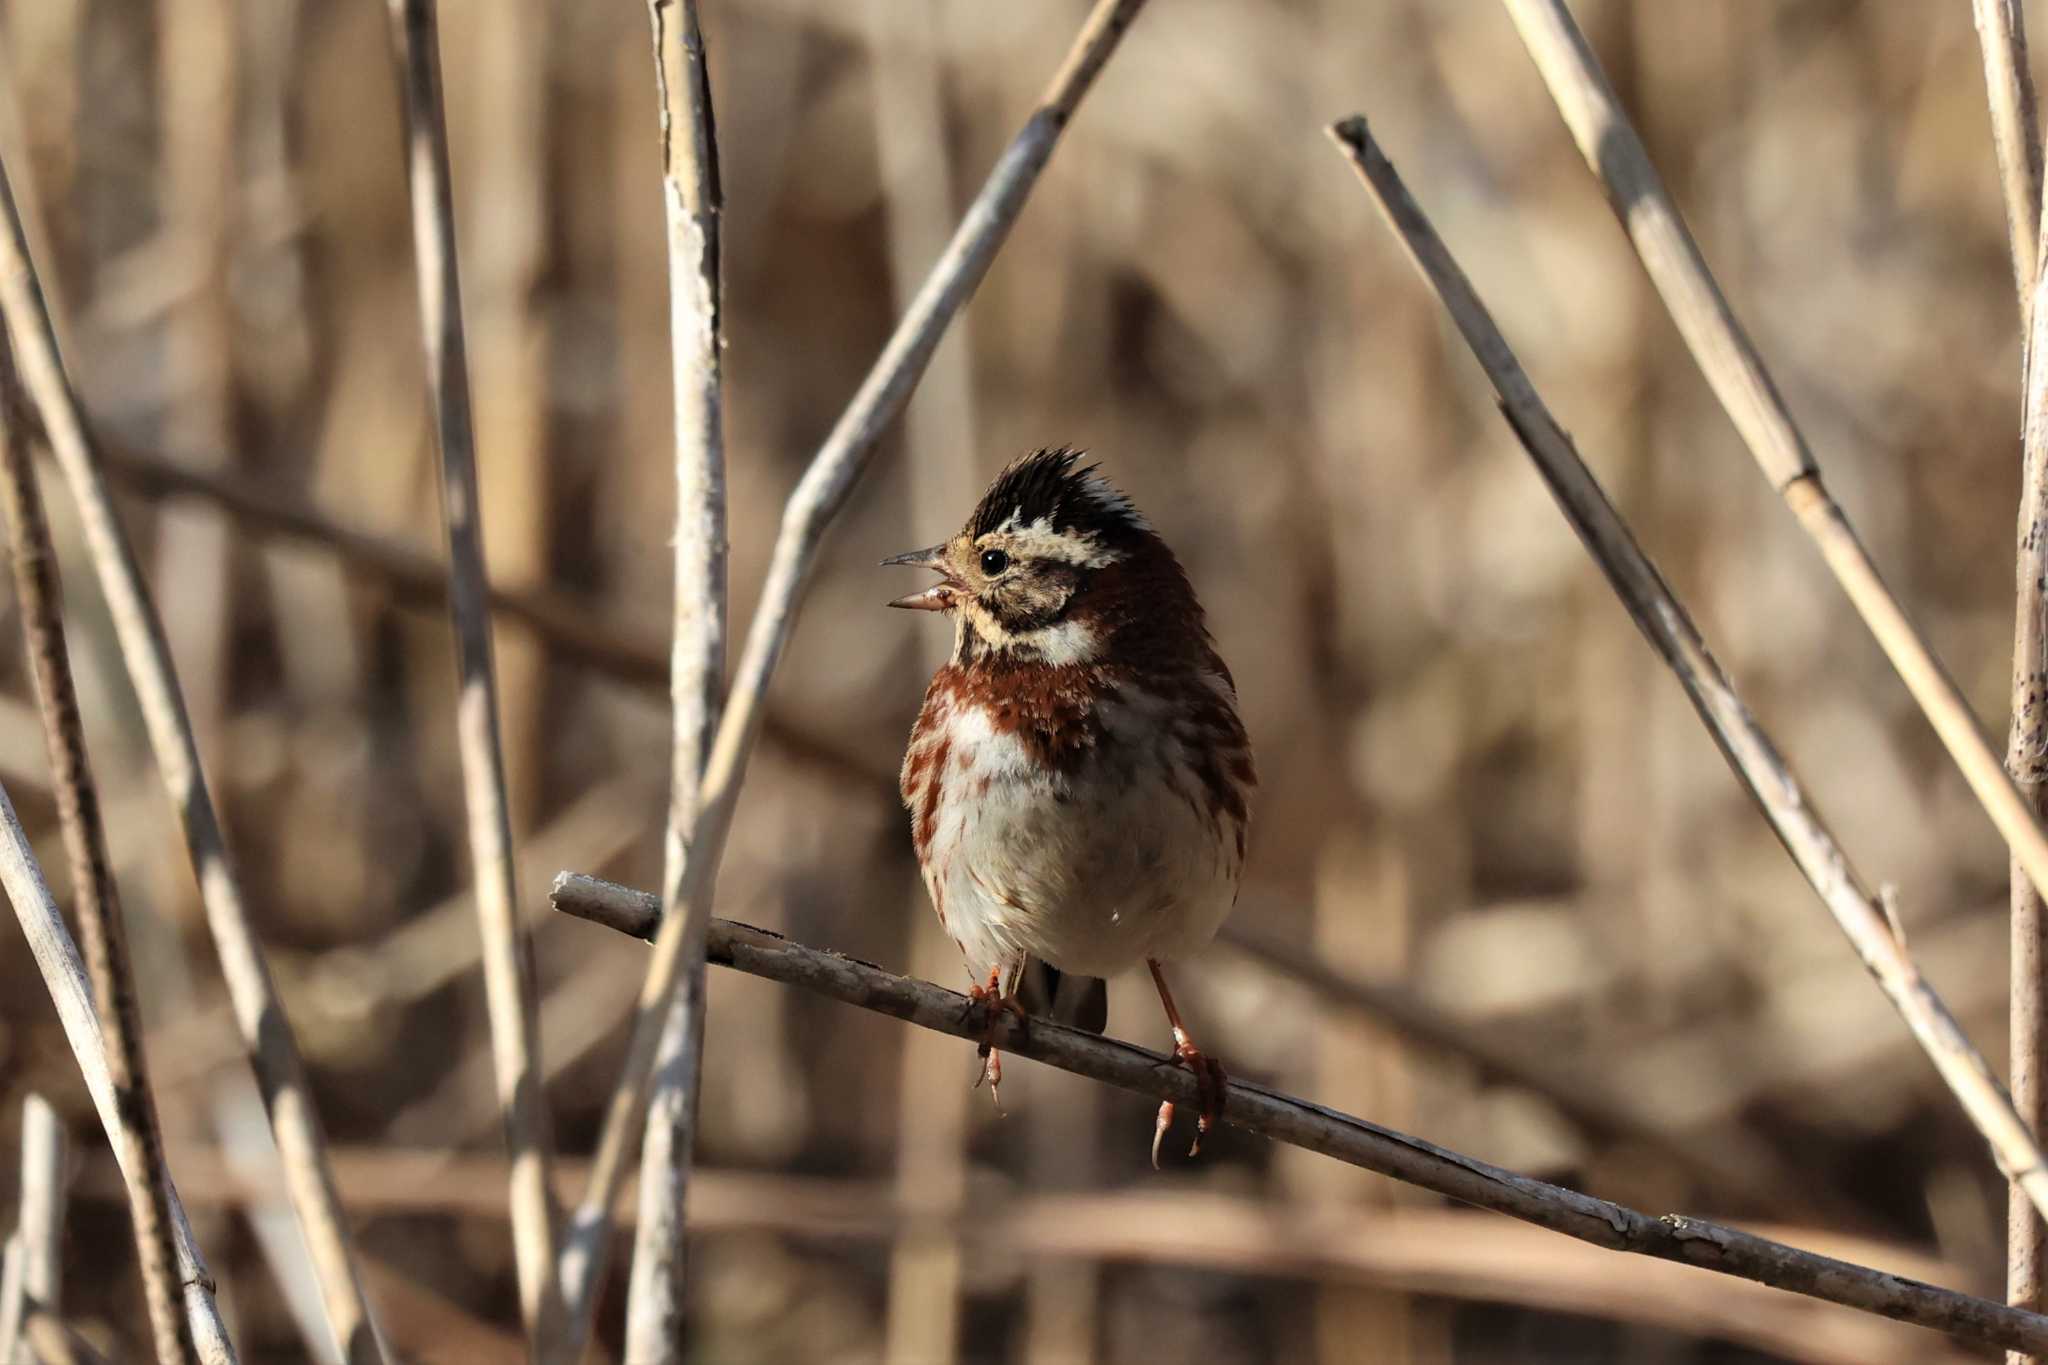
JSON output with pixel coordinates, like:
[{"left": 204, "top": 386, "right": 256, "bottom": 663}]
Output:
[
  {"left": 962, "top": 968, "right": 1029, "bottom": 1113},
  {"left": 1152, "top": 1027, "right": 1227, "bottom": 1169}
]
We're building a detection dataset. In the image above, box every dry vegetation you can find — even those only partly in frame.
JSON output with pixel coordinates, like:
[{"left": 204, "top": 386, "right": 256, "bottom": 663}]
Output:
[{"left": 0, "top": 1, "right": 2045, "bottom": 1362}]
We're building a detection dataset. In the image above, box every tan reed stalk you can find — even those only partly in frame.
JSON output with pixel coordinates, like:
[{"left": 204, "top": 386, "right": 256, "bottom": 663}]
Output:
[
  {"left": 613, "top": 0, "right": 727, "bottom": 1360},
  {"left": 1497, "top": 0, "right": 2048, "bottom": 936},
  {"left": 0, "top": 138, "right": 382, "bottom": 1365},
  {"left": 1325, "top": 109, "right": 2048, "bottom": 1220},
  {"left": 1974, "top": 10, "right": 2048, "bottom": 1351},
  {"left": 0, "top": 336, "right": 190, "bottom": 1365},
  {"left": 551, "top": 869, "right": 2048, "bottom": 1359},
  {"left": 382, "top": 0, "right": 562, "bottom": 1346},
  {"left": 1975, "top": 0, "right": 2045, "bottom": 317},
  {"left": 557, "top": 1, "right": 1152, "bottom": 1337}
]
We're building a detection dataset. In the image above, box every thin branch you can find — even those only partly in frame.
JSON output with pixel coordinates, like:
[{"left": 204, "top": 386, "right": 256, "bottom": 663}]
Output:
[
  {"left": 0, "top": 127, "right": 383, "bottom": 1365},
  {"left": 0, "top": 780, "right": 236, "bottom": 1363},
  {"left": 1496, "top": 0, "right": 2048, "bottom": 924},
  {"left": 382, "top": 0, "right": 561, "bottom": 1345},
  {"left": 78, "top": 439, "right": 896, "bottom": 795},
  {"left": 617, "top": 0, "right": 726, "bottom": 1360},
  {"left": 557, "top": 0, "right": 1151, "bottom": 1329},
  {"left": 550, "top": 870, "right": 2048, "bottom": 1358},
  {"left": 90, "top": 437, "right": 670, "bottom": 691},
  {"left": 1324, "top": 111, "right": 2048, "bottom": 1224},
  {"left": 1975, "top": 0, "right": 2045, "bottom": 318},
  {"left": 2006, "top": 25, "right": 2048, "bottom": 1359},
  {"left": 0, "top": 325, "right": 190, "bottom": 1365}
]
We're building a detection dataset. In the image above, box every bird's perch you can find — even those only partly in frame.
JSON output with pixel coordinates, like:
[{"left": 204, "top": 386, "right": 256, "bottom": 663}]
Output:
[{"left": 551, "top": 870, "right": 2048, "bottom": 1357}]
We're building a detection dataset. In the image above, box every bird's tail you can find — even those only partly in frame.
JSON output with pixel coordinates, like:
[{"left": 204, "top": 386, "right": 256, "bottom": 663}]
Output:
[{"left": 1018, "top": 958, "right": 1108, "bottom": 1034}]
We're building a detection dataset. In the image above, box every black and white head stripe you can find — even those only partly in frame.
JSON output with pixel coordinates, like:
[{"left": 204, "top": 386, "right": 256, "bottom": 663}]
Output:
[{"left": 967, "top": 447, "right": 1150, "bottom": 542}]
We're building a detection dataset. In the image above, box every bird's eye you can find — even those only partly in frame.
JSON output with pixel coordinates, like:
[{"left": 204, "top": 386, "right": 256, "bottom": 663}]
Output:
[{"left": 979, "top": 548, "right": 1011, "bottom": 577}]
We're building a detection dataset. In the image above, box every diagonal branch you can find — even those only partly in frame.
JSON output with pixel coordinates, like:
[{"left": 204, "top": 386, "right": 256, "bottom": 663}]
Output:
[
  {"left": 557, "top": 0, "right": 1151, "bottom": 1331},
  {"left": 1324, "top": 111, "right": 2048, "bottom": 1222},
  {"left": 616, "top": 1, "right": 727, "bottom": 1361},
  {"left": 550, "top": 870, "right": 2048, "bottom": 1359},
  {"left": 0, "top": 97, "right": 383, "bottom": 1365},
  {"left": 382, "top": 0, "right": 562, "bottom": 1347},
  {"left": 1496, "top": 0, "right": 2048, "bottom": 925},
  {"left": 0, "top": 319, "right": 191, "bottom": 1364}
]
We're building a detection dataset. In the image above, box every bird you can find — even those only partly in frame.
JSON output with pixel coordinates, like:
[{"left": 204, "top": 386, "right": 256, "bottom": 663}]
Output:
[{"left": 888, "top": 447, "right": 1255, "bottom": 1165}]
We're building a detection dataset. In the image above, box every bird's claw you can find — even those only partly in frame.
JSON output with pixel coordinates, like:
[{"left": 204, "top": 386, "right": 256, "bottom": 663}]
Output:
[
  {"left": 964, "top": 970, "right": 1028, "bottom": 1115},
  {"left": 1151, "top": 1031, "right": 1226, "bottom": 1169}
]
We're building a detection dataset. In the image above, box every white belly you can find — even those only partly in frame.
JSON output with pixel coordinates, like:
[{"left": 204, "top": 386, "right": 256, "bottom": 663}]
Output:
[{"left": 924, "top": 693, "right": 1242, "bottom": 980}]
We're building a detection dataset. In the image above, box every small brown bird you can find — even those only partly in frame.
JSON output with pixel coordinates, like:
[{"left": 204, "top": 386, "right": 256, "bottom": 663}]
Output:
[{"left": 889, "top": 448, "right": 1255, "bottom": 1164}]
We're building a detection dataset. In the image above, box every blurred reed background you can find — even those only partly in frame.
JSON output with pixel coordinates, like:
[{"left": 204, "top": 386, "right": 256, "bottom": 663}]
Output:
[{"left": 0, "top": 0, "right": 2034, "bottom": 1361}]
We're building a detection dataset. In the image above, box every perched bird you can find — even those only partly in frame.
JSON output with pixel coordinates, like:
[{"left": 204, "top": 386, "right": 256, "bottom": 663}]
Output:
[{"left": 889, "top": 448, "right": 1255, "bottom": 1164}]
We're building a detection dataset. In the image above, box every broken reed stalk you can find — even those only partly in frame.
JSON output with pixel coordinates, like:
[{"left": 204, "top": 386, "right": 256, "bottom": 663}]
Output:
[
  {"left": 1326, "top": 109, "right": 2048, "bottom": 1228},
  {"left": 613, "top": 1, "right": 727, "bottom": 1361},
  {"left": 0, "top": 142, "right": 379, "bottom": 1365},
  {"left": 1496, "top": 0, "right": 2048, "bottom": 930},
  {"left": 560, "top": 0, "right": 1151, "bottom": 1323},
  {"left": 1973, "top": 0, "right": 2045, "bottom": 317},
  {"left": 0, "top": 336, "right": 191, "bottom": 1365},
  {"left": 550, "top": 870, "right": 2048, "bottom": 1358},
  {"left": 0, "top": 781, "right": 236, "bottom": 1363},
  {"left": 383, "top": 0, "right": 561, "bottom": 1345}
]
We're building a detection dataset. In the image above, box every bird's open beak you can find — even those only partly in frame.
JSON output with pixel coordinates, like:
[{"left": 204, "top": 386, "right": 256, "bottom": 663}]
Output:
[{"left": 883, "top": 544, "right": 960, "bottom": 611}]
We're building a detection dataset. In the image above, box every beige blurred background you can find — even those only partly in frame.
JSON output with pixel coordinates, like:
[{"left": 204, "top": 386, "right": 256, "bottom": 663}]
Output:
[{"left": 0, "top": 0, "right": 2035, "bottom": 1361}]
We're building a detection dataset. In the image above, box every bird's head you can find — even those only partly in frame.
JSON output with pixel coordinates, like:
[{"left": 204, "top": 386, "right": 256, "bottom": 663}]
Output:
[{"left": 885, "top": 447, "right": 1186, "bottom": 667}]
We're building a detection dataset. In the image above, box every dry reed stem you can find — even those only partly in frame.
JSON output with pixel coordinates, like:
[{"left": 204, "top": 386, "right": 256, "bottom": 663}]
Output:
[
  {"left": 1325, "top": 111, "right": 2048, "bottom": 1223},
  {"left": 382, "top": 0, "right": 561, "bottom": 1346},
  {"left": 560, "top": 0, "right": 1150, "bottom": 1331},
  {"left": 1498, "top": 0, "right": 2048, "bottom": 933},
  {"left": 1991, "top": 9, "right": 2048, "bottom": 1352},
  {"left": 0, "top": 781, "right": 236, "bottom": 1363},
  {"left": 0, "top": 346, "right": 189, "bottom": 1365},
  {"left": 0, "top": 140, "right": 381, "bottom": 1365},
  {"left": 1974, "top": 0, "right": 2045, "bottom": 317},
  {"left": 615, "top": 2, "right": 727, "bottom": 1358},
  {"left": 552, "top": 870, "right": 2048, "bottom": 1357}
]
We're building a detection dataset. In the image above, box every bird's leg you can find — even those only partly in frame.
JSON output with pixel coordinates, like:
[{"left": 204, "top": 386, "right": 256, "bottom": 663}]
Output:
[
  {"left": 1147, "top": 959, "right": 1226, "bottom": 1168},
  {"left": 963, "top": 962, "right": 1029, "bottom": 1109}
]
